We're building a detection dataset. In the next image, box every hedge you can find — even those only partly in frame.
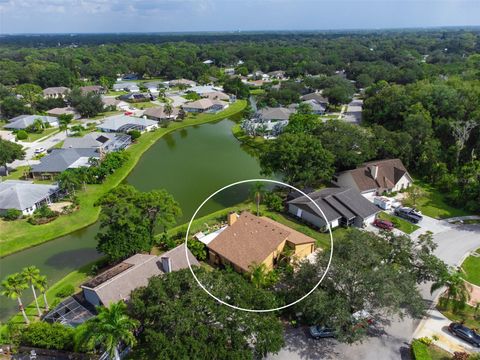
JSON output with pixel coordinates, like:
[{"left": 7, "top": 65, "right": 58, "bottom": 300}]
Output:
[{"left": 411, "top": 340, "right": 432, "bottom": 360}]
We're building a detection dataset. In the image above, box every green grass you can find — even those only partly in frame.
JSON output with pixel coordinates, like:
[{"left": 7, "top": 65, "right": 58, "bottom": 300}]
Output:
[
  {"left": 250, "top": 89, "right": 266, "bottom": 95},
  {"left": 21, "top": 128, "right": 59, "bottom": 142},
  {"left": 134, "top": 101, "right": 157, "bottom": 109},
  {"left": 0, "top": 100, "right": 247, "bottom": 257},
  {"left": 462, "top": 254, "right": 480, "bottom": 286},
  {"left": 105, "top": 90, "right": 129, "bottom": 96},
  {"left": 437, "top": 299, "right": 480, "bottom": 330},
  {"left": 427, "top": 345, "right": 451, "bottom": 360},
  {"left": 413, "top": 180, "right": 471, "bottom": 219},
  {"left": 231, "top": 123, "right": 267, "bottom": 151},
  {"left": 377, "top": 212, "right": 420, "bottom": 234},
  {"left": 90, "top": 110, "right": 123, "bottom": 120},
  {"left": 1, "top": 165, "right": 30, "bottom": 181}
]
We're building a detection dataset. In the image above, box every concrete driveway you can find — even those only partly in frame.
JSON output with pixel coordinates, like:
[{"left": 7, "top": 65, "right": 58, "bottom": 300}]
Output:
[{"left": 342, "top": 98, "right": 362, "bottom": 124}]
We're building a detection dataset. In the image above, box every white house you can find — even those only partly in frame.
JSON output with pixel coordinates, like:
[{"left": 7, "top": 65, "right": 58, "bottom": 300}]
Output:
[{"left": 97, "top": 115, "right": 158, "bottom": 133}]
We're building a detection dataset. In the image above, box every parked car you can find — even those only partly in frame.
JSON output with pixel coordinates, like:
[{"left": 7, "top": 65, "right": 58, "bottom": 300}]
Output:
[
  {"left": 34, "top": 147, "right": 46, "bottom": 155},
  {"left": 309, "top": 325, "right": 336, "bottom": 339},
  {"left": 373, "top": 218, "right": 394, "bottom": 231},
  {"left": 394, "top": 207, "right": 423, "bottom": 223},
  {"left": 448, "top": 322, "right": 480, "bottom": 347}
]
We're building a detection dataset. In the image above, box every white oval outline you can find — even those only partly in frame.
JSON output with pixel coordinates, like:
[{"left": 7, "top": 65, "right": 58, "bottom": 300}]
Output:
[{"left": 184, "top": 178, "right": 333, "bottom": 313}]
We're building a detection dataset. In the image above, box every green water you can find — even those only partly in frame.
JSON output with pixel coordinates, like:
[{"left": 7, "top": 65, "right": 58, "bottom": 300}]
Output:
[{"left": 0, "top": 119, "right": 264, "bottom": 321}]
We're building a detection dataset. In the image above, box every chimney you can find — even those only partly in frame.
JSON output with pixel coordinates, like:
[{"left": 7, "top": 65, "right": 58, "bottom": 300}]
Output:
[
  {"left": 161, "top": 257, "right": 172, "bottom": 273},
  {"left": 227, "top": 212, "right": 238, "bottom": 226},
  {"left": 370, "top": 165, "right": 379, "bottom": 180}
]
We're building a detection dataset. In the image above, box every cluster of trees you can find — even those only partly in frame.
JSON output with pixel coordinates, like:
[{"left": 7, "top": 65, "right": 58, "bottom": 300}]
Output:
[
  {"left": 68, "top": 88, "right": 104, "bottom": 117},
  {"left": 95, "top": 185, "right": 181, "bottom": 263},
  {"left": 1, "top": 266, "right": 49, "bottom": 324},
  {"left": 0, "top": 138, "right": 25, "bottom": 175}
]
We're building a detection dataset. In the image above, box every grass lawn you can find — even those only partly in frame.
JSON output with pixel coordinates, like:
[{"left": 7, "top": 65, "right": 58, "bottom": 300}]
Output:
[
  {"left": 22, "top": 128, "right": 59, "bottom": 142},
  {"left": 231, "top": 123, "right": 267, "bottom": 151},
  {"left": 437, "top": 299, "right": 480, "bottom": 330},
  {"left": 377, "top": 211, "right": 420, "bottom": 234},
  {"left": 461, "top": 253, "right": 480, "bottom": 286},
  {"left": 105, "top": 90, "right": 129, "bottom": 96},
  {"left": 1, "top": 165, "right": 30, "bottom": 181},
  {"left": 427, "top": 344, "right": 451, "bottom": 360},
  {"left": 250, "top": 88, "right": 266, "bottom": 95},
  {"left": 413, "top": 180, "right": 471, "bottom": 219},
  {"left": 0, "top": 100, "right": 247, "bottom": 257},
  {"left": 90, "top": 110, "right": 123, "bottom": 120},
  {"left": 134, "top": 101, "right": 157, "bottom": 109}
]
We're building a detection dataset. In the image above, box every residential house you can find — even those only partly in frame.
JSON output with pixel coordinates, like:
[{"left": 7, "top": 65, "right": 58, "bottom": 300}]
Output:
[
  {"left": 81, "top": 244, "right": 199, "bottom": 307},
  {"left": 112, "top": 83, "right": 140, "bottom": 92},
  {"left": 169, "top": 79, "right": 197, "bottom": 87},
  {"left": 300, "top": 92, "right": 329, "bottom": 107},
  {"left": 143, "top": 106, "right": 179, "bottom": 122},
  {"left": 80, "top": 85, "right": 105, "bottom": 95},
  {"left": 301, "top": 99, "right": 326, "bottom": 115},
  {"left": 287, "top": 187, "right": 380, "bottom": 230},
  {"left": 4, "top": 115, "right": 59, "bottom": 130},
  {"left": 42, "top": 86, "right": 70, "bottom": 99},
  {"left": 182, "top": 99, "right": 227, "bottom": 113},
  {"left": 241, "top": 107, "right": 294, "bottom": 137},
  {"left": 188, "top": 85, "right": 222, "bottom": 95},
  {"left": 0, "top": 180, "right": 60, "bottom": 216},
  {"left": 62, "top": 132, "right": 131, "bottom": 153},
  {"left": 96, "top": 115, "right": 158, "bottom": 133},
  {"left": 30, "top": 148, "right": 99, "bottom": 179},
  {"left": 266, "top": 70, "right": 287, "bottom": 80},
  {"left": 46, "top": 107, "right": 81, "bottom": 119},
  {"left": 201, "top": 212, "right": 316, "bottom": 273},
  {"left": 224, "top": 68, "right": 235, "bottom": 76},
  {"left": 101, "top": 97, "right": 129, "bottom": 111},
  {"left": 332, "top": 159, "right": 413, "bottom": 200},
  {"left": 203, "top": 59, "right": 214, "bottom": 65},
  {"left": 118, "top": 93, "right": 151, "bottom": 102},
  {"left": 143, "top": 81, "right": 164, "bottom": 94},
  {"left": 202, "top": 91, "right": 230, "bottom": 102}
]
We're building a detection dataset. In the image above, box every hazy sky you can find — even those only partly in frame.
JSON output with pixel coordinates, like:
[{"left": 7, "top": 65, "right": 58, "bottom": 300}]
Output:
[{"left": 0, "top": 0, "right": 479, "bottom": 34}]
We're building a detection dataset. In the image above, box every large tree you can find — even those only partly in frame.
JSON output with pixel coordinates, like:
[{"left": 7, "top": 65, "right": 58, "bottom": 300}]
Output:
[
  {"left": 1, "top": 96, "right": 31, "bottom": 118},
  {"left": 259, "top": 133, "right": 334, "bottom": 186},
  {"left": 95, "top": 185, "right": 181, "bottom": 262},
  {"left": 0, "top": 138, "right": 25, "bottom": 175},
  {"left": 282, "top": 229, "right": 446, "bottom": 343},
  {"left": 68, "top": 88, "right": 104, "bottom": 118},
  {"left": 1, "top": 273, "right": 29, "bottom": 324},
  {"left": 128, "top": 268, "right": 284, "bottom": 359}
]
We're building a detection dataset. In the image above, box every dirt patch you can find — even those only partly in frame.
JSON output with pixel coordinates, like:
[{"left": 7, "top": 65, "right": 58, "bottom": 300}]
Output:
[{"left": 49, "top": 201, "right": 72, "bottom": 212}]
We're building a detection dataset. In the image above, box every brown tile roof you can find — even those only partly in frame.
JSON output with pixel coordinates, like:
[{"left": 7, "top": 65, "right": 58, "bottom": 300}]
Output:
[
  {"left": 207, "top": 212, "right": 314, "bottom": 272},
  {"left": 183, "top": 98, "right": 214, "bottom": 110},
  {"left": 144, "top": 106, "right": 179, "bottom": 119},
  {"left": 343, "top": 158, "right": 410, "bottom": 192}
]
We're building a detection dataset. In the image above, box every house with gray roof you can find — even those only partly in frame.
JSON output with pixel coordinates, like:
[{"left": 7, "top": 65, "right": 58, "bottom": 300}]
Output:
[
  {"left": 5, "top": 115, "right": 59, "bottom": 130},
  {"left": 112, "top": 82, "right": 140, "bottom": 92},
  {"left": 0, "top": 180, "right": 60, "bottom": 215},
  {"left": 46, "top": 107, "right": 81, "bottom": 119},
  {"left": 42, "top": 86, "right": 70, "bottom": 99},
  {"left": 97, "top": 115, "right": 158, "bottom": 133},
  {"left": 288, "top": 187, "right": 380, "bottom": 230},
  {"left": 30, "top": 148, "right": 99, "bottom": 179},
  {"left": 241, "top": 107, "right": 295, "bottom": 138},
  {"left": 301, "top": 99, "right": 326, "bottom": 115},
  {"left": 81, "top": 244, "right": 199, "bottom": 307},
  {"left": 62, "top": 132, "right": 131, "bottom": 153},
  {"left": 301, "top": 92, "right": 329, "bottom": 106}
]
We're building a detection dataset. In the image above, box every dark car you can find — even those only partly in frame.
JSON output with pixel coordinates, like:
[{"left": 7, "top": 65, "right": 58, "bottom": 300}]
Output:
[
  {"left": 394, "top": 207, "right": 423, "bottom": 224},
  {"left": 373, "top": 218, "right": 394, "bottom": 231},
  {"left": 309, "top": 325, "right": 336, "bottom": 339},
  {"left": 448, "top": 322, "right": 480, "bottom": 347}
]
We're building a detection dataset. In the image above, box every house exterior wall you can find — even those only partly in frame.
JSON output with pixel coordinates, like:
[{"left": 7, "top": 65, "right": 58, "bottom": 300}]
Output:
[
  {"left": 83, "top": 288, "right": 101, "bottom": 307},
  {"left": 392, "top": 174, "right": 413, "bottom": 192},
  {"left": 288, "top": 204, "right": 333, "bottom": 229},
  {"left": 361, "top": 189, "right": 377, "bottom": 201},
  {"left": 291, "top": 242, "right": 315, "bottom": 259}
]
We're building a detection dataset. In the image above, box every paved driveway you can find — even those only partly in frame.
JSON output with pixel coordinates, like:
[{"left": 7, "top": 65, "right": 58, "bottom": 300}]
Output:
[{"left": 342, "top": 98, "right": 363, "bottom": 124}]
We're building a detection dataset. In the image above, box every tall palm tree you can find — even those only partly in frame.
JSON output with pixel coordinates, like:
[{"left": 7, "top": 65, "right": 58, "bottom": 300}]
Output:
[
  {"left": 164, "top": 103, "right": 173, "bottom": 117},
  {"left": 36, "top": 275, "right": 49, "bottom": 311},
  {"left": 431, "top": 269, "right": 471, "bottom": 309},
  {"left": 248, "top": 263, "right": 269, "bottom": 289},
  {"left": 250, "top": 182, "right": 266, "bottom": 216},
  {"left": 22, "top": 266, "right": 42, "bottom": 317},
  {"left": 1, "top": 273, "right": 30, "bottom": 324},
  {"left": 75, "top": 301, "right": 139, "bottom": 360}
]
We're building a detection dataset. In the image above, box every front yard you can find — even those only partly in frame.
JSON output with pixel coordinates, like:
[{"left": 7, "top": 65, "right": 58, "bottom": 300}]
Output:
[
  {"left": 377, "top": 211, "right": 420, "bottom": 234},
  {"left": 21, "top": 127, "right": 59, "bottom": 142},
  {"left": 437, "top": 299, "right": 480, "bottom": 330},
  {"left": 462, "top": 252, "right": 480, "bottom": 286}
]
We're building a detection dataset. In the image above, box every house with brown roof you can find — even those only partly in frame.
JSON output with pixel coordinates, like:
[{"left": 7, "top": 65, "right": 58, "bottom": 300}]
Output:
[
  {"left": 42, "top": 86, "right": 70, "bottom": 99},
  {"left": 203, "top": 212, "right": 316, "bottom": 273},
  {"left": 81, "top": 244, "right": 199, "bottom": 307},
  {"left": 46, "top": 107, "right": 80, "bottom": 119},
  {"left": 80, "top": 85, "right": 105, "bottom": 95},
  {"left": 332, "top": 158, "right": 413, "bottom": 200},
  {"left": 182, "top": 98, "right": 228, "bottom": 113},
  {"left": 143, "top": 106, "right": 179, "bottom": 122}
]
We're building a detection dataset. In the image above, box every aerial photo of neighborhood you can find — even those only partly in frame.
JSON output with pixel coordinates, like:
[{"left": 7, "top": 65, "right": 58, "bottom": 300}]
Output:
[{"left": 0, "top": 0, "right": 480, "bottom": 359}]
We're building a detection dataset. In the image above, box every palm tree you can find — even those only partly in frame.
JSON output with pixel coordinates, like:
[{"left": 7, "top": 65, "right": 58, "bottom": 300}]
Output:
[
  {"left": 248, "top": 262, "right": 277, "bottom": 289},
  {"left": 164, "top": 103, "right": 173, "bottom": 118},
  {"left": 75, "top": 301, "right": 139, "bottom": 360},
  {"left": 22, "top": 266, "right": 42, "bottom": 317},
  {"left": 58, "top": 114, "right": 73, "bottom": 135},
  {"left": 1, "top": 273, "right": 30, "bottom": 324},
  {"left": 431, "top": 269, "right": 471, "bottom": 309},
  {"left": 250, "top": 182, "right": 266, "bottom": 216},
  {"left": 36, "top": 275, "right": 49, "bottom": 311}
]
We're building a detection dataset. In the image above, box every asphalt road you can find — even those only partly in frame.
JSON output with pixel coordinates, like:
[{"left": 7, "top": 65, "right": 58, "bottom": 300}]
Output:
[{"left": 268, "top": 221, "right": 480, "bottom": 360}]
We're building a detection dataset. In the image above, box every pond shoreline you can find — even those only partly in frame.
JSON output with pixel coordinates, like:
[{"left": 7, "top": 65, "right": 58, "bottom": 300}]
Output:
[{"left": 1, "top": 100, "right": 247, "bottom": 257}]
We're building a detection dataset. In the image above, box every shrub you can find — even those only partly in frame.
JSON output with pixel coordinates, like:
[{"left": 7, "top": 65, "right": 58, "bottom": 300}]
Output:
[
  {"left": 55, "top": 284, "right": 75, "bottom": 298},
  {"left": 264, "top": 193, "right": 284, "bottom": 212},
  {"left": 16, "top": 130, "right": 28, "bottom": 140},
  {"left": 128, "top": 129, "right": 142, "bottom": 141},
  {"left": 34, "top": 204, "right": 57, "bottom": 219},
  {"left": 411, "top": 339, "right": 431, "bottom": 360},
  {"left": 2, "top": 208, "right": 22, "bottom": 220},
  {"left": 20, "top": 322, "right": 75, "bottom": 351}
]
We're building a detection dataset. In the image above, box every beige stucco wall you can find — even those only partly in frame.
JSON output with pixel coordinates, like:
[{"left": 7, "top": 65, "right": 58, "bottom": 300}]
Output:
[{"left": 292, "top": 242, "right": 315, "bottom": 259}]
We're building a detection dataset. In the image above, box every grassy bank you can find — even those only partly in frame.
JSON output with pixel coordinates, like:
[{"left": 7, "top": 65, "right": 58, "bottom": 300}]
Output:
[
  {"left": 231, "top": 123, "right": 267, "bottom": 151},
  {"left": 0, "top": 100, "right": 247, "bottom": 257},
  {"left": 461, "top": 253, "right": 480, "bottom": 286}
]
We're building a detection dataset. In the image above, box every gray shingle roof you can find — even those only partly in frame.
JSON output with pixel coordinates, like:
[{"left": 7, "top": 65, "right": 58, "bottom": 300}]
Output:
[
  {"left": 288, "top": 187, "right": 380, "bottom": 222},
  {"left": 97, "top": 115, "right": 157, "bottom": 132},
  {"left": 5, "top": 115, "right": 58, "bottom": 130},
  {"left": 30, "top": 148, "right": 99, "bottom": 174},
  {"left": 257, "top": 107, "right": 294, "bottom": 121},
  {"left": 0, "top": 180, "right": 59, "bottom": 211}
]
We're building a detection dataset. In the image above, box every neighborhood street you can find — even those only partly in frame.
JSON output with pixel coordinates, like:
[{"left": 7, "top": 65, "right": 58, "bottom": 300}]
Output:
[{"left": 268, "top": 220, "right": 480, "bottom": 359}]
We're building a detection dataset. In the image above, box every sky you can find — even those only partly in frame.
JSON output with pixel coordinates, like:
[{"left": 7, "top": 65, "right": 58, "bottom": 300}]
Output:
[{"left": 0, "top": 0, "right": 479, "bottom": 34}]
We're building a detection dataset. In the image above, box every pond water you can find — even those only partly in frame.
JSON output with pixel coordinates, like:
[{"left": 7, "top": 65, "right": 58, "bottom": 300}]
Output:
[{"left": 0, "top": 118, "right": 265, "bottom": 321}]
